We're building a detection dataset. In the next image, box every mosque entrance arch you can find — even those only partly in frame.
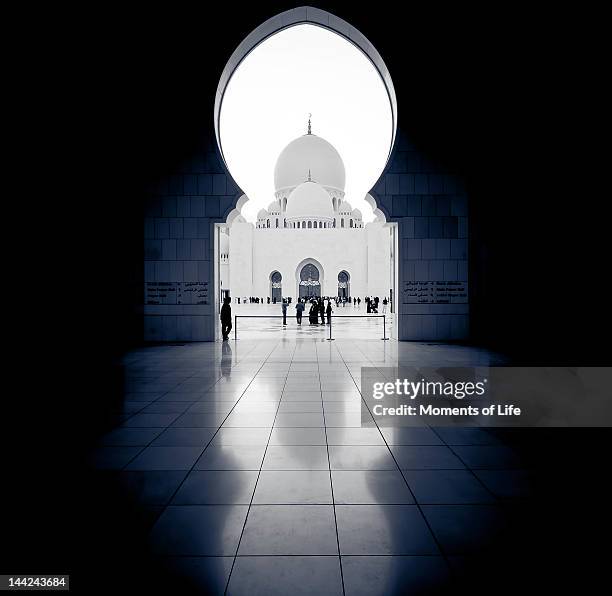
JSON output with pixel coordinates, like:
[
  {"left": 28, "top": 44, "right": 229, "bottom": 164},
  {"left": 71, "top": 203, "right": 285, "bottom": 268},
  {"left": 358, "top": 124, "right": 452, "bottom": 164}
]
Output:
[
  {"left": 270, "top": 271, "right": 282, "bottom": 302},
  {"left": 338, "top": 270, "right": 350, "bottom": 300},
  {"left": 298, "top": 262, "right": 321, "bottom": 299}
]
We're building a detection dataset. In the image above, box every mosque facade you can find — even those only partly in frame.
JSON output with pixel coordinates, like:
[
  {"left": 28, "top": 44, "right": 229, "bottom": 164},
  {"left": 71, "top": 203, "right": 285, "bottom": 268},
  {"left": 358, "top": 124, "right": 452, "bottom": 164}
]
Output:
[{"left": 221, "top": 122, "right": 393, "bottom": 303}]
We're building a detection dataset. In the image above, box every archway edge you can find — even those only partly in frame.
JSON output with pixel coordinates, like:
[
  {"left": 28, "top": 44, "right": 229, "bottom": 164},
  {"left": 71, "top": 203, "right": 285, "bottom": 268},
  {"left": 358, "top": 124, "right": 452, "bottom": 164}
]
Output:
[{"left": 214, "top": 6, "right": 398, "bottom": 165}]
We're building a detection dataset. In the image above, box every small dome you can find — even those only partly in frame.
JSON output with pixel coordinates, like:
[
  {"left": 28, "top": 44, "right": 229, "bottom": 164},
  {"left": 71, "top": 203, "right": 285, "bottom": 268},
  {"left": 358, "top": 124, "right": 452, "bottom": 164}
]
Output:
[
  {"left": 339, "top": 200, "right": 352, "bottom": 213},
  {"left": 352, "top": 208, "right": 362, "bottom": 219},
  {"left": 257, "top": 208, "right": 268, "bottom": 219},
  {"left": 285, "top": 181, "right": 334, "bottom": 221},
  {"left": 274, "top": 134, "right": 346, "bottom": 192},
  {"left": 267, "top": 200, "right": 280, "bottom": 213}
]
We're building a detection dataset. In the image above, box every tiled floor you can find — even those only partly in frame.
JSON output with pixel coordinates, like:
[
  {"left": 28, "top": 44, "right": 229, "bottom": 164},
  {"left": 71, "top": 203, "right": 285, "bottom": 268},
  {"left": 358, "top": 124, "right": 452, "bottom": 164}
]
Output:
[{"left": 91, "top": 337, "right": 526, "bottom": 595}]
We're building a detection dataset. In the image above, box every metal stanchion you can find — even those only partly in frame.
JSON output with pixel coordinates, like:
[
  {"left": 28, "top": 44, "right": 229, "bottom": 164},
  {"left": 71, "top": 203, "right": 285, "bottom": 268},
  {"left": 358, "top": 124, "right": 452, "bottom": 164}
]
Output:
[
  {"left": 326, "top": 315, "right": 335, "bottom": 341},
  {"left": 234, "top": 315, "right": 237, "bottom": 341},
  {"left": 382, "top": 314, "right": 389, "bottom": 340}
]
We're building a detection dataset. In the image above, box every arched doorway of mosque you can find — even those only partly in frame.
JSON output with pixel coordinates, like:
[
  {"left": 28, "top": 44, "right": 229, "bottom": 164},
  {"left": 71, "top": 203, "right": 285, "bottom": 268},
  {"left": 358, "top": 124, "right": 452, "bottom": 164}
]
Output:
[
  {"left": 299, "top": 263, "right": 321, "bottom": 298},
  {"left": 338, "top": 270, "right": 350, "bottom": 300},
  {"left": 270, "top": 271, "right": 282, "bottom": 302}
]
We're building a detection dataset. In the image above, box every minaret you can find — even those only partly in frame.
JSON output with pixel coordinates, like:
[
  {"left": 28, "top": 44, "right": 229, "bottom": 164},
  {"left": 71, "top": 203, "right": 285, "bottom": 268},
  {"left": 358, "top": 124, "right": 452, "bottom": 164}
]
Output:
[{"left": 307, "top": 113, "right": 312, "bottom": 135}]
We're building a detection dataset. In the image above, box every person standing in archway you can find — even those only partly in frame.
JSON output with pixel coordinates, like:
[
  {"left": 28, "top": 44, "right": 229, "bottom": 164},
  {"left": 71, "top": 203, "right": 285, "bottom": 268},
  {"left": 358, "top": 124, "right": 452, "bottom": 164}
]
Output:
[
  {"left": 295, "top": 299, "right": 304, "bottom": 325},
  {"left": 220, "top": 297, "right": 232, "bottom": 341}
]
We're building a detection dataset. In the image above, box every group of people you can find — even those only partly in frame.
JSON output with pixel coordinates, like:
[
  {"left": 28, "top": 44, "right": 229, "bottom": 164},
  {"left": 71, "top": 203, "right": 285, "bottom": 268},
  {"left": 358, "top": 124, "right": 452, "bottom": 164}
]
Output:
[{"left": 284, "top": 297, "right": 332, "bottom": 326}]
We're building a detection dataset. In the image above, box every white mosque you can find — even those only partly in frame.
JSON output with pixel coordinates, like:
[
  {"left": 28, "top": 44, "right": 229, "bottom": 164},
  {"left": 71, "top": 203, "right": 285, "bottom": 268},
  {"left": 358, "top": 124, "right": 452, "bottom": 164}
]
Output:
[{"left": 220, "top": 119, "right": 393, "bottom": 303}]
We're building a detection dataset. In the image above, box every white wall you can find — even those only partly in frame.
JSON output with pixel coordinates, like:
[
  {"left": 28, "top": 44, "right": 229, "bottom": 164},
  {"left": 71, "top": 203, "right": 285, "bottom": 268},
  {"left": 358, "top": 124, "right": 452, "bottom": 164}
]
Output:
[{"left": 227, "top": 221, "right": 391, "bottom": 301}]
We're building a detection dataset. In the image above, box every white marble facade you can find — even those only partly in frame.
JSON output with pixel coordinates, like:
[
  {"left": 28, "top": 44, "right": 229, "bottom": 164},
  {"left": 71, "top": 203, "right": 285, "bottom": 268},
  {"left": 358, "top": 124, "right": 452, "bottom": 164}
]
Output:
[{"left": 222, "top": 125, "right": 392, "bottom": 302}]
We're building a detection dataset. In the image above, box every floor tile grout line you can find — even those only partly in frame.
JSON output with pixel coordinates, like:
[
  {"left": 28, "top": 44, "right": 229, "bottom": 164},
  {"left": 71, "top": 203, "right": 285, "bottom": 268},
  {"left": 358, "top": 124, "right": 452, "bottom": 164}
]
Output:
[
  {"left": 333, "top": 342, "right": 455, "bottom": 571},
  {"left": 429, "top": 427, "right": 505, "bottom": 503},
  {"left": 136, "top": 340, "right": 281, "bottom": 532},
  {"left": 113, "top": 340, "right": 263, "bottom": 451},
  {"left": 320, "top": 339, "right": 346, "bottom": 596},
  {"left": 223, "top": 340, "right": 297, "bottom": 595}
]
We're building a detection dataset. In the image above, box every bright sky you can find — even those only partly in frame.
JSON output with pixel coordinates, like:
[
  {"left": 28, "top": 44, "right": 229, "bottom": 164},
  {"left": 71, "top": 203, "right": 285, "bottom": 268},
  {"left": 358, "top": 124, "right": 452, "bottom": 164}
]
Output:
[{"left": 219, "top": 24, "right": 394, "bottom": 223}]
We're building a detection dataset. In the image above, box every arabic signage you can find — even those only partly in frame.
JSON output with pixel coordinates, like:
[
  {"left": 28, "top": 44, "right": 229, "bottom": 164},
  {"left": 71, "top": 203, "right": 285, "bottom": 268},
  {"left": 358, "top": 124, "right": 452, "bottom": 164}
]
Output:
[
  {"left": 403, "top": 281, "right": 468, "bottom": 304},
  {"left": 145, "top": 282, "right": 208, "bottom": 305}
]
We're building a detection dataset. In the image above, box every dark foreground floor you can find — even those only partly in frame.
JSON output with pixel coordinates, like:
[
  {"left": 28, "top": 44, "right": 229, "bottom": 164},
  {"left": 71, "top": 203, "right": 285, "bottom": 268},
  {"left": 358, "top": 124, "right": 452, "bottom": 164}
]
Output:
[{"left": 3, "top": 338, "right": 609, "bottom": 594}]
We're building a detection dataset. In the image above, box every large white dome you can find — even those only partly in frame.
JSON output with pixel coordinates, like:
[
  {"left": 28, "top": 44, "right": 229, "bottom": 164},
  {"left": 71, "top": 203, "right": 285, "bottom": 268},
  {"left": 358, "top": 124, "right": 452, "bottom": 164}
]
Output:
[
  {"left": 285, "top": 181, "right": 334, "bottom": 221},
  {"left": 274, "top": 134, "right": 346, "bottom": 192}
]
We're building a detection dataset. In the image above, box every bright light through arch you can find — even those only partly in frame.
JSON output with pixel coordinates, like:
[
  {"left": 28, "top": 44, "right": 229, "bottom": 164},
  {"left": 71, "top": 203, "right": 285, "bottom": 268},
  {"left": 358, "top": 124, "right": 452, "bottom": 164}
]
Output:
[{"left": 219, "top": 24, "right": 395, "bottom": 223}]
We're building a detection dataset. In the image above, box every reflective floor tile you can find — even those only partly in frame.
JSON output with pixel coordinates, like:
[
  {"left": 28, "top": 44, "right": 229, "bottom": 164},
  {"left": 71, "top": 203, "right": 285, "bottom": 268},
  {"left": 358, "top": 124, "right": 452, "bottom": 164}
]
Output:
[
  {"left": 421, "top": 505, "right": 509, "bottom": 554},
  {"left": 324, "top": 412, "right": 371, "bottom": 427},
  {"left": 380, "top": 427, "right": 444, "bottom": 445},
  {"left": 254, "top": 471, "right": 332, "bottom": 504},
  {"left": 161, "top": 556, "right": 233, "bottom": 596},
  {"left": 238, "top": 505, "right": 338, "bottom": 555},
  {"left": 125, "top": 446, "right": 205, "bottom": 471},
  {"left": 329, "top": 446, "right": 396, "bottom": 470},
  {"left": 117, "top": 470, "right": 188, "bottom": 505},
  {"left": 211, "top": 428, "right": 271, "bottom": 446},
  {"left": 263, "top": 445, "right": 329, "bottom": 470},
  {"left": 100, "top": 427, "right": 162, "bottom": 446},
  {"left": 269, "top": 428, "right": 327, "bottom": 445},
  {"left": 335, "top": 505, "right": 439, "bottom": 555},
  {"left": 332, "top": 471, "right": 414, "bottom": 504},
  {"left": 342, "top": 555, "right": 451, "bottom": 596},
  {"left": 274, "top": 412, "right": 325, "bottom": 427},
  {"left": 322, "top": 392, "right": 362, "bottom": 401},
  {"left": 227, "top": 556, "right": 342, "bottom": 596},
  {"left": 391, "top": 446, "right": 465, "bottom": 470},
  {"left": 277, "top": 401, "right": 323, "bottom": 413},
  {"left": 195, "top": 445, "right": 267, "bottom": 470},
  {"left": 186, "top": 402, "right": 235, "bottom": 414},
  {"left": 123, "top": 413, "right": 181, "bottom": 428},
  {"left": 323, "top": 401, "right": 361, "bottom": 412},
  {"left": 281, "top": 392, "right": 322, "bottom": 401},
  {"left": 171, "top": 413, "right": 227, "bottom": 428},
  {"left": 151, "top": 428, "right": 216, "bottom": 447},
  {"left": 140, "top": 402, "right": 192, "bottom": 414},
  {"left": 404, "top": 470, "right": 495, "bottom": 504},
  {"left": 326, "top": 428, "right": 385, "bottom": 445},
  {"left": 232, "top": 402, "right": 279, "bottom": 413},
  {"left": 223, "top": 412, "right": 277, "bottom": 428},
  {"left": 149, "top": 505, "right": 248, "bottom": 555},
  {"left": 172, "top": 470, "right": 258, "bottom": 504}
]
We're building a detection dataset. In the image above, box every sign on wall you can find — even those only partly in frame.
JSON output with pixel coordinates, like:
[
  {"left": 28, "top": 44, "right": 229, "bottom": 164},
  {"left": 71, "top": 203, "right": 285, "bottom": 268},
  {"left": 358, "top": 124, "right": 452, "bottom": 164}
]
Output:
[
  {"left": 145, "top": 282, "right": 209, "bottom": 305},
  {"left": 403, "top": 281, "right": 468, "bottom": 304}
]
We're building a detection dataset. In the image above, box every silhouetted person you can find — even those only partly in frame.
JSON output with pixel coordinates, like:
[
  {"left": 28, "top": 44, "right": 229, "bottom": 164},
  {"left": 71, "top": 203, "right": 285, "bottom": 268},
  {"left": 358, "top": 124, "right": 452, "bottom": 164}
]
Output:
[
  {"left": 295, "top": 299, "right": 304, "bottom": 325},
  {"left": 326, "top": 299, "right": 332, "bottom": 324},
  {"left": 282, "top": 299, "right": 287, "bottom": 325},
  {"left": 319, "top": 298, "right": 325, "bottom": 324},
  {"left": 309, "top": 301, "right": 318, "bottom": 325},
  {"left": 220, "top": 296, "right": 232, "bottom": 341}
]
